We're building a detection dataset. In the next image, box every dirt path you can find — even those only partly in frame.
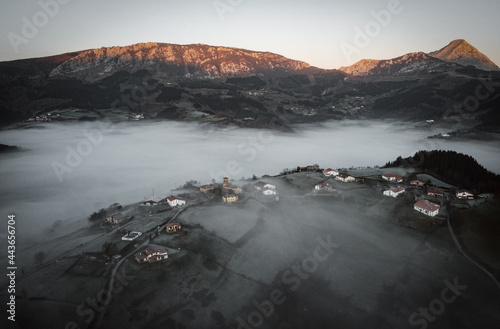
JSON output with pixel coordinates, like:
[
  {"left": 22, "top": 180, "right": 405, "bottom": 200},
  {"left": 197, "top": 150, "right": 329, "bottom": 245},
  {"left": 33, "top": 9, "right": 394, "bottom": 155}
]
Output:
[{"left": 446, "top": 203, "right": 500, "bottom": 290}]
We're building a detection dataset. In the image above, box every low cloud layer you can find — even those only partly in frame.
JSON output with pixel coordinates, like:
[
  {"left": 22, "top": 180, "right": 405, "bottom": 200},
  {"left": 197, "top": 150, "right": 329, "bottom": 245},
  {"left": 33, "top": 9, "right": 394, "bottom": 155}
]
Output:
[{"left": 0, "top": 120, "right": 498, "bottom": 239}]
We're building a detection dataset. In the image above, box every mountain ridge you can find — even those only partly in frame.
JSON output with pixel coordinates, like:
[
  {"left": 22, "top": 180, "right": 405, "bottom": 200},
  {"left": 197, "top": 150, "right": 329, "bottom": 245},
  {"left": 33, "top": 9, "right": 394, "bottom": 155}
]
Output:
[
  {"left": 338, "top": 52, "right": 460, "bottom": 76},
  {"left": 429, "top": 39, "right": 499, "bottom": 71},
  {"left": 1, "top": 39, "right": 497, "bottom": 79},
  {"left": 339, "top": 39, "right": 499, "bottom": 76},
  {"left": 1, "top": 40, "right": 499, "bottom": 131},
  {"left": 46, "top": 42, "right": 319, "bottom": 82}
]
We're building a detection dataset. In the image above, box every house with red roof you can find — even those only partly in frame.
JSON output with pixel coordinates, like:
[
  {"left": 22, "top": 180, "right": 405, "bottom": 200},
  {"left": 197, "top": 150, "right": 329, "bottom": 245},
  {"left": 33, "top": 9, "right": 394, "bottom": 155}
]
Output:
[
  {"left": 427, "top": 187, "right": 445, "bottom": 197},
  {"left": 167, "top": 196, "right": 186, "bottom": 207},
  {"left": 410, "top": 180, "right": 425, "bottom": 187},
  {"left": 414, "top": 200, "right": 441, "bottom": 217},
  {"left": 382, "top": 174, "right": 403, "bottom": 183},
  {"left": 383, "top": 187, "right": 405, "bottom": 198},
  {"left": 456, "top": 190, "right": 474, "bottom": 200},
  {"left": 134, "top": 246, "right": 168, "bottom": 263},
  {"left": 323, "top": 168, "right": 339, "bottom": 177},
  {"left": 143, "top": 195, "right": 168, "bottom": 206},
  {"left": 166, "top": 222, "right": 182, "bottom": 233},
  {"left": 315, "top": 182, "right": 332, "bottom": 191},
  {"left": 199, "top": 185, "right": 215, "bottom": 193},
  {"left": 336, "top": 174, "right": 355, "bottom": 183}
]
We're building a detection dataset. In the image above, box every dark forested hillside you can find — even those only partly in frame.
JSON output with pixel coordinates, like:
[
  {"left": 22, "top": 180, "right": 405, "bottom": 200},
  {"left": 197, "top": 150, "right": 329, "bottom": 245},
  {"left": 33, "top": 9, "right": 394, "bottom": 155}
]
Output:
[{"left": 383, "top": 150, "right": 500, "bottom": 193}]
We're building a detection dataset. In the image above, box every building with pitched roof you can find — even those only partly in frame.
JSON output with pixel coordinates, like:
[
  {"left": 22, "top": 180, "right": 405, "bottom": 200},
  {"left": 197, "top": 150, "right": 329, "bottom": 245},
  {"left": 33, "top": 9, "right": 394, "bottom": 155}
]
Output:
[{"left": 414, "top": 200, "right": 441, "bottom": 217}]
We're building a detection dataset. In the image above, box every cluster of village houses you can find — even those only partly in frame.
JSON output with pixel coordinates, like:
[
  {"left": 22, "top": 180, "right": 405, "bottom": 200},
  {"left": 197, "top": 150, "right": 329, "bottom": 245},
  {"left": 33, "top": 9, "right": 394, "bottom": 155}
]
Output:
[
  {"left": 104, "top": 166, "right": 475, "bottom": 264},
  {"left": 318, "top": 169, "right": 474, "bottom": 218},
  {"left": 104, "top": 176, "right": 279, "bottom": 264}
]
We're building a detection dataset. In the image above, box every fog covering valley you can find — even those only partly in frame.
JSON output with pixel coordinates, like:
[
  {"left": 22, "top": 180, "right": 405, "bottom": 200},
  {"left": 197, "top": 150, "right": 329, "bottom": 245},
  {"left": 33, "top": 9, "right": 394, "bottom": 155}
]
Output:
[
  {"left": 1, "top": 120, "right": 500, "bottom": 329},
  {"left": 0, "top": 119, "right": 499, "bottom": 240}
]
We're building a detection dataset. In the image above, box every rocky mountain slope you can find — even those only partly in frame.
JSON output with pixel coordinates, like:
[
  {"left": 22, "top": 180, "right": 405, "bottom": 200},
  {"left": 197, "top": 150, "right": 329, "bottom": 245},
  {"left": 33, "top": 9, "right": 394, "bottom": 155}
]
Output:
[
  {"left": 48, "top": 43, "right": 317, "bottom": 82},
  {"left": 338, "top": 52, "right": 459, "bottom": 76},
  {"left": 0, "top": 40, "right": 499, "bottom": 131},
  {"left": 429, "top": 39, "right": 499, "bottom": 71},
  {"left": 339, "top": 39, "right": 499, "bottom": 76}
]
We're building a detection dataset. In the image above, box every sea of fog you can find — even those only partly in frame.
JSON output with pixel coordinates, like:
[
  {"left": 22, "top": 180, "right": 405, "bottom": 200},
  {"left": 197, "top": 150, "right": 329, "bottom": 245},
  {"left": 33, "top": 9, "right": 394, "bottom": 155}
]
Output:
[{"left": 0, "top": 119, "right": 499, "bottom": 239}]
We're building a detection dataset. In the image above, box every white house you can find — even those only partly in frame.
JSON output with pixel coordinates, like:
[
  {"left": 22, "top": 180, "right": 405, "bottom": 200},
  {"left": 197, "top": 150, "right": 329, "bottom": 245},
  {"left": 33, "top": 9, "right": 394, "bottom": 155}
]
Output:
[
  {"left": 264, "top": 183, "right": 276, "bottom": 190},
  {"left": 382, "top": 174, "right": 403, "bottom": 183},
  {"left": 254, "top": 181, "right": 276, "bottom": 191},
  {"left": 383, "top": 187, "right": 405, "bottom": 198},
  {"left": 414, "top": 200, "right": 440, "bottom": 217},
  {"left": 456, "top": 190, "right": 474, "bottom": 200},
  {"left": 143, "top": 195, "right": 167, "bottom": 206},
  {"left": 263, "top": 188, "right": 277, "bottom": 196},
  {"left": 254, "top": 181, "right": 267, "bottom": 190},
  {"left": 255, "top": 181, "right": 277, "bottom": 195},
  {"left": 135, "top": 246, "right": 168, "bottom": 263},
  {"left": 323, "top": 168, "right": 339, "bottom": 177},
  {"left": 315, "top": 182, "right": 333, "bottom": 191},
  {"left": 336, "top": 174, "right": 355, "bottom": 183},
  {"left": 167, "top": 196, "right": 186, "bottom": 207}
]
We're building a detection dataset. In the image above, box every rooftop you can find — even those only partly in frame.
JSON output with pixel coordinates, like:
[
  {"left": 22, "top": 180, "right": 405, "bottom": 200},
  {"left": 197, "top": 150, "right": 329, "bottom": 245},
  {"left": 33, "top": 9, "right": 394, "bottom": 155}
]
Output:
[
  {"left": 414, "top": 199, "right": 440, "bottom": 212},
  {"left": 167, "top": 196, "right": 185, "bottom": 202}
]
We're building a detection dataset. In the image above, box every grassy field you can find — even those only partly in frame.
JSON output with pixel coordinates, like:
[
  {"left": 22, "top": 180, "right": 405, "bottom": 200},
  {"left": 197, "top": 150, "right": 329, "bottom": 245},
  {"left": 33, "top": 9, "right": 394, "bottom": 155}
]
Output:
[{"left": 459, "top": 199, "right": 500, "bottom": 271}]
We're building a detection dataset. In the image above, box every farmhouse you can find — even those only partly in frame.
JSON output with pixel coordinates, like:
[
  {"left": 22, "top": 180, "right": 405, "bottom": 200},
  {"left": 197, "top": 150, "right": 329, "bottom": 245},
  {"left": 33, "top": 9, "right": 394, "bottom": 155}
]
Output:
[
  {"left": 254, "top": 181, "right": 276, "bottom": 193},
  {"left": 427, "top": 187, "right": 445, "bottom": 197},
  {"left": 254, "top": 181, "right": 267, "bottom": 190},
  {"left": 106, "top": 213, "right": 125, "bottom": 224},
  {"left": 297, "top": 165, "right": 319, "bottom": 172},
  {"left": 166, "top": 222, "right": 182, "bottom": 233},
  {"left": 134, "top": 246, "right": 168, "bottom": 263},
  {"left": 199, "top": 185, "right": 215, "bottom": 193},
  {"left": 263, "top": 188, "right": 277, "bottom": 196},
  {"left": 336, "top": 174, "right": 355, "bottom": 183},
  {"left": 143, "top": 195, "right": 168, "bottom": 206},
  {"left": 456, "top": 190, "right": 474, "bottom": 200},
  {"left": 413, "top": 200, "right": 441, "bottom": 217},
  {"left": 410, "top": 180, "right": 425, "bottom": 187},
  {"left": 167, "top": 196, "right": 186, "bottom": 207},
  {"left": 323, "top": 168, "right": 339, "bottom": 177},
  {"left": 223, "top": 177, "right": 242, "bottom": 194},
  {"left": 382, "top": 174, "right": 403, "bottom": 183},
  {"left": 315, "top": 182, "right": 332, "bottom": 191},
  {"left": 383, "top": 187, "right": 405, "bottom": 198},
  {"left": 222, "top": 194, "right": 239, "bottom": 203}
]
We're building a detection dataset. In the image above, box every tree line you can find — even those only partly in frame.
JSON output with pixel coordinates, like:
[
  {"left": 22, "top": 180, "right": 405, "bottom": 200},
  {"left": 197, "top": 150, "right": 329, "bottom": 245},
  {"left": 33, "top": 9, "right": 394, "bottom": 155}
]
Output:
[{"left": 383, "top": 150, "right": 500, "bottom": 193}]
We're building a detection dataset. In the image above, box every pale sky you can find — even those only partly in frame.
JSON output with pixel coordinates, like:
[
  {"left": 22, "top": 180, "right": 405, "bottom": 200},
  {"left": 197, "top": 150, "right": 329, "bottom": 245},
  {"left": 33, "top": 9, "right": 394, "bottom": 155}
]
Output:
[{"left": 1, "top": 0, "right": 499, "bottom": 69}]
